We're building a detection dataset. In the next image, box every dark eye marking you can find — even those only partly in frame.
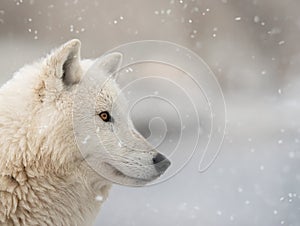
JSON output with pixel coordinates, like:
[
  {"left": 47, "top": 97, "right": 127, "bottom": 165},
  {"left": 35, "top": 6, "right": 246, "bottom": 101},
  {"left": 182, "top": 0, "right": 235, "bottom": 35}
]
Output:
[{"left": 99, "top": 111, "right": 111, "bottom": 122}]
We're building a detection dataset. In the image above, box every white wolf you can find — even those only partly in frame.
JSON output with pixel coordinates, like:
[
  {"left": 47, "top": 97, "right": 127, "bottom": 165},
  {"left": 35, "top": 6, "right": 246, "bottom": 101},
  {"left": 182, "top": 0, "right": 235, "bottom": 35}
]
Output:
[{"left": 0, "top": 39, "right": 170, "bottom": 226}]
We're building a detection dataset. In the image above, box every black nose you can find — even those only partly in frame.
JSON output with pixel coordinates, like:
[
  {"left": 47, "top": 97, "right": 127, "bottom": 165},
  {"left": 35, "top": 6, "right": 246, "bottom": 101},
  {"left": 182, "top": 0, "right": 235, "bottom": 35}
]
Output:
[{"left": 153, "top": 153, "right": 171, "bottom": 173}]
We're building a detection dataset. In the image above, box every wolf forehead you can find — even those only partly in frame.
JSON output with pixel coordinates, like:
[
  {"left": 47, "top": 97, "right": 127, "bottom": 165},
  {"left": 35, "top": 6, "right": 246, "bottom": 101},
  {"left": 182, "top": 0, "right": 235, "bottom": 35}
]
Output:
[
  {"left": 77, "top": 69, "right": 125, "bottom": 107},
  {"left": 94, "top": 81, "right": 126, "bottom": 112}
]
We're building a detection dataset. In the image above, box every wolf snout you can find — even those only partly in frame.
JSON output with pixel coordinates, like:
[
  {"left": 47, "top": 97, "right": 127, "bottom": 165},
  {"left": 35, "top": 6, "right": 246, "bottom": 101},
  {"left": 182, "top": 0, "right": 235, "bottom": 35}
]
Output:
[{"left": 152, "top": 153, "right": 171, "bottom": 174}]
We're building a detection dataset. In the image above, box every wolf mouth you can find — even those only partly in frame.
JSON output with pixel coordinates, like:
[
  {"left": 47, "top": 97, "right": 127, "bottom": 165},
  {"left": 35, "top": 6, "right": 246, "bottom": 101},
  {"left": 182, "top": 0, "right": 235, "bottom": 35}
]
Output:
[{"left": 104, "top": 163, "right": 158, "bottom": 183}]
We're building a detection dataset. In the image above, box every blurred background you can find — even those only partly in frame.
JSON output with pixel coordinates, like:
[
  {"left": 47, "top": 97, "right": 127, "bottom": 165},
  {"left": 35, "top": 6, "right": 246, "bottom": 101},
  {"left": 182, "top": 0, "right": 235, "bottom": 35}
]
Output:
[{"left": 0, "top": 0, "right": 300, "bottom": 225}]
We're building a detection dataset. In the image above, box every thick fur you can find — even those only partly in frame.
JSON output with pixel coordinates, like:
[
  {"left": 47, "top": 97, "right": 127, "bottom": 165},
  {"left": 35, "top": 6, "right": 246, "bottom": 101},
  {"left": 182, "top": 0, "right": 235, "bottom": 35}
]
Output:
[{"left": 0, "top": 40, "right": 170, "bottom": 226}]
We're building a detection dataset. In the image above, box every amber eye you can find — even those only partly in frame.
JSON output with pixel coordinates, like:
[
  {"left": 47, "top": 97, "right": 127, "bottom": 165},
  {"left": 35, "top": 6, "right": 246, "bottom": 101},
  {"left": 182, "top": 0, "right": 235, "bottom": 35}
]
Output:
[{"left": 99, "top": 111, "right": 111, "bottom": 122}]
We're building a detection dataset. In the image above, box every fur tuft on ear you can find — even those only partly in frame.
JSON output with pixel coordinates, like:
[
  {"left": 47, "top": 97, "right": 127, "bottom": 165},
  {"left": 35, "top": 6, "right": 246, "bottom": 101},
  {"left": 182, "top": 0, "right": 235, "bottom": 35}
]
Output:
[
  {"left": 96, "top": 52, "right": 123, "bottom": 78},
  {"left": 48, "top": 39, "right": 82, "bottom": 86}
]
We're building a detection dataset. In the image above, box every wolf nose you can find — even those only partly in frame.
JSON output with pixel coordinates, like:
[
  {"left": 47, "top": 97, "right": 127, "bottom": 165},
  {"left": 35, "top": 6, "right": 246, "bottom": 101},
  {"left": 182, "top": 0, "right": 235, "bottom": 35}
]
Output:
[{"left": 153, "top": 153, "right": 171, "bottom": 173}]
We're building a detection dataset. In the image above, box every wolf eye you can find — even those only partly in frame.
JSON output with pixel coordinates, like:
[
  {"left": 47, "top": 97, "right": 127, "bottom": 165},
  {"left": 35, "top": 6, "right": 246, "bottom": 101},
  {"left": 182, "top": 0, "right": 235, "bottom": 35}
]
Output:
[{"left": 99, "top": 111, "right": 111, "bottom": 122}]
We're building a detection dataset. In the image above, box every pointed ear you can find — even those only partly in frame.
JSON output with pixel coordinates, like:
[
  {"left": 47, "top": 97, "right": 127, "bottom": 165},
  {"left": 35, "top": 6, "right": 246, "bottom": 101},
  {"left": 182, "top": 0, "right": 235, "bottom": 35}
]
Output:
[
  {"left": 96, "top": 52, "right": 123, "bottom": 78},
  {"left": 48, "top": 39, "right": 82, "bottom": 86}
]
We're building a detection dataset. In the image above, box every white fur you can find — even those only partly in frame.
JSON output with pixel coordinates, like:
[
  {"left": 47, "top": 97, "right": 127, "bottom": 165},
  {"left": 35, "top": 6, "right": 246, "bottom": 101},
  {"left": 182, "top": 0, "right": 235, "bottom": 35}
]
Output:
[{"left": 0, "top": 40, "right": 170, "bottom": 226}]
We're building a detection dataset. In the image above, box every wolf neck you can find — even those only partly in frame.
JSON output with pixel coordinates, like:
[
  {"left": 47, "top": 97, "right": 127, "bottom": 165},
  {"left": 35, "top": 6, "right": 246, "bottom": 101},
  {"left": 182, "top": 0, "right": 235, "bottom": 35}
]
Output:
[{"left": 0, "top": 164, "right": 112, "bottom": 225}]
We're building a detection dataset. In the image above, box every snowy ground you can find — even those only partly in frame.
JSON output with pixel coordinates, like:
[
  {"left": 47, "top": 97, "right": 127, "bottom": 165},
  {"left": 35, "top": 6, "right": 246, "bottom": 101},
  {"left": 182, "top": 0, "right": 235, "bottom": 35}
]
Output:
[{"left": 0, "top": 0, "right": 300, "bottom": 225}]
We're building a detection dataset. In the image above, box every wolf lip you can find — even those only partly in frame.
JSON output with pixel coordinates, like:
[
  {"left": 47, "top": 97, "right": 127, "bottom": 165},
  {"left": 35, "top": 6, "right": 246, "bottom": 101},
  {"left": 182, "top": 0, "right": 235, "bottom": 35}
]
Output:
[{"left": 104, "top": 163, "right": 158, "bottom": 183}]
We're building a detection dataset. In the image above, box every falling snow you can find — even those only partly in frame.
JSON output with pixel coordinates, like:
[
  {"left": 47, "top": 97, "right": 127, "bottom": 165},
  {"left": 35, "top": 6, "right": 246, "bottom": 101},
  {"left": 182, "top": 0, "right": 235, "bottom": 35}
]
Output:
[
  {"left": 0, "top": 1, "right": 299, "bottom": 226},
  {"left": 96, "top": 196, "right": 104, "bottom": 202},
  {"left": 254, "top": 16, "right": 260, "bottom": 23},
  {"left": 82, "top": 135, "right": 91, "bottom": 144}
]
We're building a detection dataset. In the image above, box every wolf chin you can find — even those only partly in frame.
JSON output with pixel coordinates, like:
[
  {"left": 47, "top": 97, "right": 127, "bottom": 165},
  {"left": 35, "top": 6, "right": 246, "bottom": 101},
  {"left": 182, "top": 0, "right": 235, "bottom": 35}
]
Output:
[{"left": 0, "top": 39, "right": 170, "bottom": 226}]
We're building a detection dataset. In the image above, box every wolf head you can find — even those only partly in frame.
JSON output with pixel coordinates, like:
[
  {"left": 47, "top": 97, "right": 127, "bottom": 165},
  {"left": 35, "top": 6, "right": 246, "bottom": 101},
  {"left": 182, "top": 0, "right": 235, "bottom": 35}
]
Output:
[{"left": 15, "top": 39, "right": 170, "bottom": 186}]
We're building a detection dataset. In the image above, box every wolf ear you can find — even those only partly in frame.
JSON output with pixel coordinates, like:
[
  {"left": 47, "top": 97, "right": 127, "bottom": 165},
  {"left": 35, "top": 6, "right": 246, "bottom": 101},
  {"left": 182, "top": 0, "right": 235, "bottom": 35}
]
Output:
[
  {"left": 96, "top": 52, "right": 123, "bottom": 78},
  {"left": 48, "top": 39, "right": 82, "bottom": 86}
]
